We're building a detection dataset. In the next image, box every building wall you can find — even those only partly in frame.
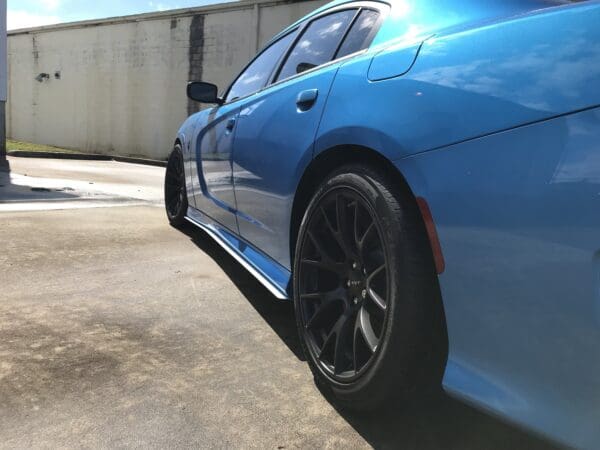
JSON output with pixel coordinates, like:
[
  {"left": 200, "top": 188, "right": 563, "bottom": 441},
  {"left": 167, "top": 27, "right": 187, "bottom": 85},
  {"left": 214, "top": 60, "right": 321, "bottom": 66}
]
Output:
[
  {"left": 1, "top": 0, "right": 7, "bottom": 165},
  {"left": 6, "top": 0, "right": 325, "bottom": 159}
]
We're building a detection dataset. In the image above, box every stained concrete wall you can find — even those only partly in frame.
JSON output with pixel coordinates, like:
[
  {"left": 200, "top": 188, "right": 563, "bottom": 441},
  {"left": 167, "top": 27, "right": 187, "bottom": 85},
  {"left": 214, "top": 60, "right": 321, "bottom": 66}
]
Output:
[
  {"left": 1, "top": 0, "right": 7, "bottom": 167},
  {"left": 7, "top": 0, "right": 326, "bottom": 160}
]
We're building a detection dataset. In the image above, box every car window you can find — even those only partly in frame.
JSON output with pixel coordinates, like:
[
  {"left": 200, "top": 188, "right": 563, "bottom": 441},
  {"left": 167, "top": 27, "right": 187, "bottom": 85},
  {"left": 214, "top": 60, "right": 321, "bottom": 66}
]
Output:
[
  {"left": 335, "top": 9, "right": 380, "bottom": 59},
  {"left": 227, "top": 30, "right": 298, "bottom": 102},
  {"left": 276, "top": 9, "right": 357, "bottom": 82}
]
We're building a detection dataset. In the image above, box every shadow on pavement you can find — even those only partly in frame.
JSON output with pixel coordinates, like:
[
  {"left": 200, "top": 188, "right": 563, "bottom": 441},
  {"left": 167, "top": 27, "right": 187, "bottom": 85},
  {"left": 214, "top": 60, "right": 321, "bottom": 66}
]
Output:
[
  {"left": 180, "top": 223, "right": 564, "bottom": 450},
  {"left": 0, "top": 166, "right": 80, "bottom": 203},
  {"left": 181, "top": 222, "right": 305, "bottom": 361}
]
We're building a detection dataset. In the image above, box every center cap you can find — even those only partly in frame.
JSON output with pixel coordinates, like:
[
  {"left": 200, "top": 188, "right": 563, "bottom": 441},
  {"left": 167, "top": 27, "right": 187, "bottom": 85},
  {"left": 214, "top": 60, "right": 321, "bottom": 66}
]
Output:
[
  {"left": 348, "top": 279, "right": 362, "bottom": 288},
  {"left": 346, "top": 264, "right": 366, "bottom": 303}
]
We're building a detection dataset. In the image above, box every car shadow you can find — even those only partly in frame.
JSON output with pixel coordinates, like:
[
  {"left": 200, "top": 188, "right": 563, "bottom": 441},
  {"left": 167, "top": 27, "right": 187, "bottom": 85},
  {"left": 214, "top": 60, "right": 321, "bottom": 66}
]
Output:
[
  {"left": 180, "top": 223, "right": 565, "bottom": 450},
  {"left": 181, "top": 222, "right": 305, "bottom": 361}
]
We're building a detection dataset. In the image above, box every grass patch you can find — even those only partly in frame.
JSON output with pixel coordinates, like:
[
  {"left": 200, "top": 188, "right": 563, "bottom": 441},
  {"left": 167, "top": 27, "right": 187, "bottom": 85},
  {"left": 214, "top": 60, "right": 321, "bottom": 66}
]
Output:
[{"left": 6, "top": 139, "right": 80, "bottom": 154}]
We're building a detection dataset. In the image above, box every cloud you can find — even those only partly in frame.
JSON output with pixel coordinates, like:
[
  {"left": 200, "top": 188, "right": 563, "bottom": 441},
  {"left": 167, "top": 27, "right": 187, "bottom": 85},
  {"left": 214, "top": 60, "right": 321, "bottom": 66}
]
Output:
[
  {"left": 149, "top": 1, "right": 169, "bottom": 11},
  {"left": 7, "top": 10, "right": 61, "bottom": 30},
  {"left": 40, "top": 0, "right": 61, "bottom": 10}
]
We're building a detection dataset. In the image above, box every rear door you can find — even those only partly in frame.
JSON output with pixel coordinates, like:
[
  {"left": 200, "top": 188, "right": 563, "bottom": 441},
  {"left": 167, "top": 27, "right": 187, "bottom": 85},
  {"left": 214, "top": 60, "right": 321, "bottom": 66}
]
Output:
[{"left": 231, "top": 6, "right": 384, "bottom": 268}]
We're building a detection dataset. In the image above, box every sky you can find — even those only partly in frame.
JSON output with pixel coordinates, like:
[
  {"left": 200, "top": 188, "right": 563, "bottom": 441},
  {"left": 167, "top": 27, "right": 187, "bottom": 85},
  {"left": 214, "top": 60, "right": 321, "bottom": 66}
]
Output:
[{"left": 7, "top": 0, "right": 236, "bottom": 30}]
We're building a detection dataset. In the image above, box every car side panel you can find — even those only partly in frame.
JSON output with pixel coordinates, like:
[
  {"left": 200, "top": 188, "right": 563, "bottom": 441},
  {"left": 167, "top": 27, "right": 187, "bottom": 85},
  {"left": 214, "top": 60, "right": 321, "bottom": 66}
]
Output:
[
  {"left": 394, "top": 106, "right": 600, "bottom": 449},
  {"left": 232, "top": 65, "right": 341, "bottom": 270},
  {"left": 315, "top": 2, "right": 600, "bottom": 161}
]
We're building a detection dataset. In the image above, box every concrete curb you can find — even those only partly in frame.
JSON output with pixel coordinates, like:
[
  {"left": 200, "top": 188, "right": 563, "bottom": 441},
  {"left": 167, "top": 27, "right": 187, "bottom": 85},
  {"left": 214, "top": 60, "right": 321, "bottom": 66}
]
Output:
[{"left": 7, "top": 150, "right": 167, "bottom": 167}]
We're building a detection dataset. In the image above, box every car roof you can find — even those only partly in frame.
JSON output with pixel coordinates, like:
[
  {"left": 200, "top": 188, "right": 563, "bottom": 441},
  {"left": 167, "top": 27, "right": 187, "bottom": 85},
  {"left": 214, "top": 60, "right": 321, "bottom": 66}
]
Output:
[{"left": 268, "top": 0, "right": 572, "bottom": 48}]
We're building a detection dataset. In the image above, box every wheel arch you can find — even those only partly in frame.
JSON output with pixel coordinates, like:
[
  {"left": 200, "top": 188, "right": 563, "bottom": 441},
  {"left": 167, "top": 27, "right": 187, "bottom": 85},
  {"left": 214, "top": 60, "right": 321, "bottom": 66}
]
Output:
[
  {"left": 290, "top": 145, "right": 419, "bottom": 263},
  {"left": 290, "top": 143, "right": 449, "bottom": 388}
]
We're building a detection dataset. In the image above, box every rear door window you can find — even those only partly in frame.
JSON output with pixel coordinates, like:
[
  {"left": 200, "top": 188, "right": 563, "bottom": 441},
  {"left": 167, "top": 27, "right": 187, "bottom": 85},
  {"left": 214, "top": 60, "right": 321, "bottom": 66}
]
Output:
[{"left": 276, "top": 9, "right": 357, "bottom": 82}]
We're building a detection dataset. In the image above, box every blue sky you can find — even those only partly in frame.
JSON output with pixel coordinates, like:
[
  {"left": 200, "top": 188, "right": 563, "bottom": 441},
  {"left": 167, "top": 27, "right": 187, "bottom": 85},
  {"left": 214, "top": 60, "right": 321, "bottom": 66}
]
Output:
[{"left": 7, "top": 0, "right": 236, "bottom": 30}]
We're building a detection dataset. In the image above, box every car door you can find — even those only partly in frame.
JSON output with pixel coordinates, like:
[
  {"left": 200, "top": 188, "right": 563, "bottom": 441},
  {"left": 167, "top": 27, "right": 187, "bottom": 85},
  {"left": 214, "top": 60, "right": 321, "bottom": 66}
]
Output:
[
  {"left": 230, "top": 6, "right": 384, "bottom": 269},
  {"left": 192, "top": 30, "right": 300, "bottom": 234},
  {"left": 191, "top": 103, "right": 240, "bottom": 233}
]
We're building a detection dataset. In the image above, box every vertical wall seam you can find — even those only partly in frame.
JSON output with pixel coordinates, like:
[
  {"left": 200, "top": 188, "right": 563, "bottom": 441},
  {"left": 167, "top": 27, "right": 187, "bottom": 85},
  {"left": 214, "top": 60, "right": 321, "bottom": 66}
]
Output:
[{"left": 187, "top": 14, "right": 205, "bottom": 117}]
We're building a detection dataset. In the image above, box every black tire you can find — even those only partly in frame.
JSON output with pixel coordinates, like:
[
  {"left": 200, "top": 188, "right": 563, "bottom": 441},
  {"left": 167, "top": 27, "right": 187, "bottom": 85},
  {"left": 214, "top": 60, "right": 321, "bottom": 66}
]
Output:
[
  {"left": 164, "top": 145, "right": 188, "bottom": 227},
  {"left": 293, "top": 164, "right": 447, "bottom": 410}
]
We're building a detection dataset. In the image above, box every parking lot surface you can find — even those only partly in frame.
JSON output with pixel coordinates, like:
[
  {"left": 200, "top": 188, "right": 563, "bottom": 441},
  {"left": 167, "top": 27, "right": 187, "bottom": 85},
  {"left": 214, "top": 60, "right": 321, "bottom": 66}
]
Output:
[{"left": 0, "top": 157, "right": 560, "bottom": 449}]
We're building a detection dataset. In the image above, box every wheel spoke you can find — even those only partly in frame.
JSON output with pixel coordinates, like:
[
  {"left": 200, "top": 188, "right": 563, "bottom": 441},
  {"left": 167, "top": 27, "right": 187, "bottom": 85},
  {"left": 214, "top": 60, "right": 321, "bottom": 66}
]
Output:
[
  {"left": 365, "top": 264, "right": 387, "bottom": 310},
  {"left": 300, "top": 286, "right": 343, "bottom": 303},
  {"left": 307, "top": 231, "right": 338, "bottom": 265},
  {"left": 356, "top": 306, "right": 378, "bottom": 353},
  {"left": 367, "top": 288, "right": 386, "bottom": 311},
  {"left": 319, "top": 205, "right": 352, "bottom": 260},
  {"left": 358, "top": 221, "right": 376, "bottom": 256},
  {"left": 352, "top": 201, "right": 361, "bottom": 247},
  {"left": 318, "top": 311, "right": 353, "bottom": 374},
  {"left": 304, "top": 288, "right": 344, "bottom": 330},
  {"left": 335, "top": 194, "right": 348, "bottom": 239},
  {"left": 300, "top": 258, "right": 345, "bottom": 275},
  {"left": 333, "top": 314, "right": 353, "bottom": 374}
]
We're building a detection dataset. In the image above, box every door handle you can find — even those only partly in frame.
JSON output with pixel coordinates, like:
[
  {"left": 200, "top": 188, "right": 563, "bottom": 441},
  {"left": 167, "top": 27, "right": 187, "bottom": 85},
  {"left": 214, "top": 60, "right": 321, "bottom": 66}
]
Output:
[
  {"left": 296, "top": 89, "right": 319, "bottom": 111},
  {"left": 226, "top": 118, "right": 236, "bottom": 131}
]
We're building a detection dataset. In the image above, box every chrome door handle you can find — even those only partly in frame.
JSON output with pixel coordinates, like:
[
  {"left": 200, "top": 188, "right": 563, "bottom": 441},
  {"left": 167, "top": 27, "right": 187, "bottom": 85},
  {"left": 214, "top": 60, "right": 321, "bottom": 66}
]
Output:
[{"left": 296, "top": 89, "right": 319, "bottom": 111}]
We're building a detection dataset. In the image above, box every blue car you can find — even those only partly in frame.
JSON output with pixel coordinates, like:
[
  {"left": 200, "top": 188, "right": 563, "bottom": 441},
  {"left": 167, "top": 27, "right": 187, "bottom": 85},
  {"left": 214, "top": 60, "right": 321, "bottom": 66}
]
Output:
[{"left": 164, "top": 0, "right": 600, "bottom": 447}]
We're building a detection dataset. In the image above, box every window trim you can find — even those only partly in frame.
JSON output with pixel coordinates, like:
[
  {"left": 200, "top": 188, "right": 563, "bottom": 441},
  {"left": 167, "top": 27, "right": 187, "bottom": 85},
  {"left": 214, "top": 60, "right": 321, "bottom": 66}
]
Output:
[
  {"left": 333, "top": 7, "right": 385, "bottom": 60},
  {"left": 269, "top": 2, "right": 388, "bottom": 86},
  {"left": 223, "top": 1, "right": 389, "bottom": 105},
  {"left": 271, "top": 8, "right": 360, "bottom": 84}
]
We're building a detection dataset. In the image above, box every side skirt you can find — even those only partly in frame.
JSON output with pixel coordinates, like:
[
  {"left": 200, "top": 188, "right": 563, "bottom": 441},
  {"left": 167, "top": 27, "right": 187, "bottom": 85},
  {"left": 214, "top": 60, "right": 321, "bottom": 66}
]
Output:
[{"left": 185, "top": 207, "right": 291, "bottom": 300}]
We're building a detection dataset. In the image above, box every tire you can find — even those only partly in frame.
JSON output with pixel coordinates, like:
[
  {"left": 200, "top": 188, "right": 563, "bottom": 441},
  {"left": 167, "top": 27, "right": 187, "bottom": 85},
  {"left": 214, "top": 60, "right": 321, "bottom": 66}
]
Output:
[
  {"left": 164, "top": 145, "right": 188, "bottom": 227},
  {"left": 293, "top": 164, "right": 447, "bottom": 410}
]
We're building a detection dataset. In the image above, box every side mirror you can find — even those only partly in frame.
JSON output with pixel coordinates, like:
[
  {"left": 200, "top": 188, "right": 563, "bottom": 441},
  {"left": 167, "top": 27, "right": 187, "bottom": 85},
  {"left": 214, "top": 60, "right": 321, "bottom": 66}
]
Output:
[
  {"left": 296, "top": 62, "right": 316, "bottom": 74},
  {"left": 187, "top": 81, "right": 223, "bottom": 105}
]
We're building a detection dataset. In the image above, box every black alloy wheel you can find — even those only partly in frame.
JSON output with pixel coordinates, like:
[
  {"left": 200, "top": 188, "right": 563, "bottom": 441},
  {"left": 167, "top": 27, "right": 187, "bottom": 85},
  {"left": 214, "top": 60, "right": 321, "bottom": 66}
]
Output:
[
  {"left": 293, "top": 164, "right": 447, "bottom": 410},
  {"left": 297, "top": 187, "right": 389, "bottom": 381},
  {"left": 165, "top": 145, "right": 188, "bottom": 226}
]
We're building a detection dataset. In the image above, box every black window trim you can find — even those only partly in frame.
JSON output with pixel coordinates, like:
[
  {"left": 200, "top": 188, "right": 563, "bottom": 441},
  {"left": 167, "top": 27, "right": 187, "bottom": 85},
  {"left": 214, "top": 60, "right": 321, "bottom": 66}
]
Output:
[
  {"left": 333, "top": 6, "right": 385, "bottom": 60},
  {"left": 223, "top": 0, "right": 389, "bottom": 105},
  {"left": 270, "top": 7, "right": 360, "bottom": 84}
]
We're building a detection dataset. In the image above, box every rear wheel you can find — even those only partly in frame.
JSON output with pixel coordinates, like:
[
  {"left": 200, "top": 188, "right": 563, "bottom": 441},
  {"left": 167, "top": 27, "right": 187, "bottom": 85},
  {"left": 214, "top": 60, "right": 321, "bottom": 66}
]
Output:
[
  {"left": 293, "top": 164, "right": 446, "bottom": 410},
  {"left": 164, "top": 145, "right": 188, "bottom": 226}
]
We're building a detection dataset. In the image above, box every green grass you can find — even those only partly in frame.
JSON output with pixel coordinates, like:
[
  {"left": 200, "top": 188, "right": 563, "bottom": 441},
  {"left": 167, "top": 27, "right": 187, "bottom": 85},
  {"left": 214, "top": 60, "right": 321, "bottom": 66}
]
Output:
[{"left": 6, "top": 139, "right": 80, "bottom": 154}]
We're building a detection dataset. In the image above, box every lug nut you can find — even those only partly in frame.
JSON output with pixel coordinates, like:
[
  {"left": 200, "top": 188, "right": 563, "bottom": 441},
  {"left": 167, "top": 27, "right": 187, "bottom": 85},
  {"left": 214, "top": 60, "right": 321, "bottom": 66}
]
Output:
[
  {"left": 353, "top": 297, "right": 359, "bottom": 305},
  {"left": 352, "top": 262, "right": 358, "bottom": 270},
  {"left": 361, "top": 289, "right": 367, "bottom": 299}
]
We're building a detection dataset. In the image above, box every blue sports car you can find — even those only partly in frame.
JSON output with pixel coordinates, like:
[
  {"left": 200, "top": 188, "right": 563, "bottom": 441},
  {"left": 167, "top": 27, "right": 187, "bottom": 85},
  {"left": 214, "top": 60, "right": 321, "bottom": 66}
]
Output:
[{"left": 164, "top": 0, "right": 600, "bottom": 447}]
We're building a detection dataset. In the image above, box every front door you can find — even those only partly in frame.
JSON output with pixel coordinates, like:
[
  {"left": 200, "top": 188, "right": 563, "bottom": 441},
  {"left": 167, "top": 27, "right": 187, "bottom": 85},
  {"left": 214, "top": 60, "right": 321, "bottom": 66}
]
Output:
[{"left": 192, "top": 103, "right": 240, "bottom": 233}]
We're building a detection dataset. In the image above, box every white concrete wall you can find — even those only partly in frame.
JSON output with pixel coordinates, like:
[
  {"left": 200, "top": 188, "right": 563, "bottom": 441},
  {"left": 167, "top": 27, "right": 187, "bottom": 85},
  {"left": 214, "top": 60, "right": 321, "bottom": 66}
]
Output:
[
  {"left": 6, "top": 0, "right": 325, "bottom": 159},
  {"left": 0, "top": 0, "right": 6, "bottom": 102}
]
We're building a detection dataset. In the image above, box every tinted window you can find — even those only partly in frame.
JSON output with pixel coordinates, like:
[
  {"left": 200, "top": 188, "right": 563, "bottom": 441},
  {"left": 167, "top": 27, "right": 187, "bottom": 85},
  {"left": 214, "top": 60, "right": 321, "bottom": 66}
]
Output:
[
  {"left": 336, "top": 9, "right": 380, "bottom": 59},
  {"left": 276, "top": 10, "right": 356, "bottom": 82},
  {"left": 227, "top": 30, "right": 298, "bottom": 102}
]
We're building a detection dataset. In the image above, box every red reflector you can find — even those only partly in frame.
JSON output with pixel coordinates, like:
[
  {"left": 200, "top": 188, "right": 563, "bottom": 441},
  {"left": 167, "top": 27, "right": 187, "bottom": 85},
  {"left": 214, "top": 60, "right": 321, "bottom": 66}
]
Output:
[{"left": 416, "top": 197, "right": 445, "bottom": 274}]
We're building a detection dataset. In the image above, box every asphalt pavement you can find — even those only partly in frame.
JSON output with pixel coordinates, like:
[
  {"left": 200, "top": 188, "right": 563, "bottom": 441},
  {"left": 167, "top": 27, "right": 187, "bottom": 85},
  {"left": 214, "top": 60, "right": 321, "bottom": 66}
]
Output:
[{"left": 0, "top": 157, "right": 562, "bottom": 449}]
